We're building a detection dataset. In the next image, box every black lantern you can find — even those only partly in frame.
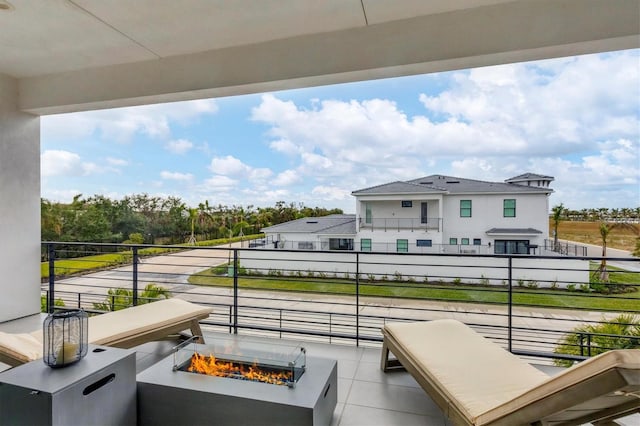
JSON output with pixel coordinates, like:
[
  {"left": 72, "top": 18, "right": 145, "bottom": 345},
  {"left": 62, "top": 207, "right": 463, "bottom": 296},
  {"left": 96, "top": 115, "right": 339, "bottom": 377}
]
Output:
[{"left": 43, "top": 310, "right": 88, "bottom": 368}]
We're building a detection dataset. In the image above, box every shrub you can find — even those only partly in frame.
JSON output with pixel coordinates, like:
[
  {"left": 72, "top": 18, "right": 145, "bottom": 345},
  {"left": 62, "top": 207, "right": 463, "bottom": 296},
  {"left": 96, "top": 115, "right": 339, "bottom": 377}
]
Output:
[
  {"left": 453, "top": 278, "right": 462, "bottom": 285},
  {"left": 93, "top": 284, "right": 170, "bottom": 312},
  {"left": 526, "top": 280, "right": 539, "bottom": 289},
  {"left": 566, "top": 283, "right": 577, "bottom": 292},
  {"left": 550, "top": 280, "right": 559, "bottom": 290},
  {"left": 367, "top": 274, "right": 376, "bottom": 282},
  {"left": 41, "top": 295, "right": 65, "bottom": 312},
  {"left": 554, "top": 314, "right": 640, "bottom": 367},
  {"left": 393, "top": 271, "right": 403, "bottom": 282},
  {"left": 479, "top": 275, "right": 490, "bottom": 286}
]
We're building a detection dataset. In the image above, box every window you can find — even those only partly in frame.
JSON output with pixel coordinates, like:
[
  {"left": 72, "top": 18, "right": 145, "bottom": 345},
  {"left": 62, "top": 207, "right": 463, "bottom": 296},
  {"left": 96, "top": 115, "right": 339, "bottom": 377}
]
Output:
[
  {"left": 329, "top": 238, "right": 353, "bottom": 250},
  {"left": 473, "top": 239, "right": 481, "bottom": 246},
  {"left": 361, "top": 238, "right": 372, "bottom": 252},
  {"left": 449, "top": 238, "right": 458, "bottom": 245},
  {"left": 461, "top": 238, "right": 469, "bottom": 245},
  {"left": 396, "top": 239, "right": 408, "bottom": 253},
  {"left": 494, "top": 240, "right": 529, "bottom": 254},
  {"left": 416, "top": 239, "right": 432, "bottom": 247},
  {"left": 401, "top": 200, "right": 413, "bottom": 208},
  {"left": 503, "top": 199, "right": 516, "bottom": 217},
  {"left": 365, "top": 203, "right": 372, "bottom": 224},
  {"left": 460, "top": 200, "right": 472, "bottom": 217}
]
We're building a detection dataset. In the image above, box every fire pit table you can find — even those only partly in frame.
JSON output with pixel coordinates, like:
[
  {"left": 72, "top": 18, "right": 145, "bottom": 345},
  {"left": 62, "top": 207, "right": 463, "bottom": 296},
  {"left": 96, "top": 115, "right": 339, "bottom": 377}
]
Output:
[{"left": 136, "top": 335, "right": 337, "bottom": 426}]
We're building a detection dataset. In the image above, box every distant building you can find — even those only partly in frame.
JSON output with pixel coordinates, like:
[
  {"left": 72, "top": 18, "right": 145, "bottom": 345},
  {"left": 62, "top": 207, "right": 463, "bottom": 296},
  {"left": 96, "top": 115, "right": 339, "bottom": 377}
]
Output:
[{"left": 262, "top": 173, "right": 554, "bottom": 254}]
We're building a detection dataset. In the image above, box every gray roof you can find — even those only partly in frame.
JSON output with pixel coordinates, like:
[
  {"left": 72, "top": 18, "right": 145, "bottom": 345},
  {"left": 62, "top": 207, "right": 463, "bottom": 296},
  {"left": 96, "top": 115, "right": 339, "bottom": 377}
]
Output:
[
  {"left": 505, "top": 173, "right": 554, "bottom": 182},
  {"left": 485, "top": 228, "right": 543, "bottom": 235},
  {"left": 352, "top": 174, "right": 553, "bottom": 195},
  {"left": 261, "top": 214, "right": 356, "bottom": 235}
]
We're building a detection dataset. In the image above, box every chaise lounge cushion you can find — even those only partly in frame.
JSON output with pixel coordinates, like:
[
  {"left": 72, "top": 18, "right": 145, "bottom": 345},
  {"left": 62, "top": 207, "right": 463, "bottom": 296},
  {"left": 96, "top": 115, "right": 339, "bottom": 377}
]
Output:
[
  {"left": 1, "top": 298, "right": 212, "bottom": 365},
  {"left": 382, "top": 319, "right": 640, "bottom": 425},
  {"left": 382, "top": 320, "right": 550, "bottom": 420},
  {"left": 0, "top": 331, "right": 42, "bottom": 365}
]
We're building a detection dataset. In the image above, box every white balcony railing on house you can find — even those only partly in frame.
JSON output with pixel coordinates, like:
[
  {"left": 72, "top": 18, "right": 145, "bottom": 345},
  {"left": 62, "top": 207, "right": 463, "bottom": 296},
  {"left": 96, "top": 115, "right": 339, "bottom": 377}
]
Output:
[{"left": 358, "top": 217, "right": 442, "bottom": 232}]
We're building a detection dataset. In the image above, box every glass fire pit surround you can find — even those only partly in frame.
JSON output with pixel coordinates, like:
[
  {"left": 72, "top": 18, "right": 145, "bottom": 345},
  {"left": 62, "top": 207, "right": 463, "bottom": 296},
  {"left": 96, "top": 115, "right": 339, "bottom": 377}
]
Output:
[
  {"left": 137, "top": 335, "right": 337, "bottom": 426},
  {"left": 172, "top": 335, "right": 306, "bottom": 387}
]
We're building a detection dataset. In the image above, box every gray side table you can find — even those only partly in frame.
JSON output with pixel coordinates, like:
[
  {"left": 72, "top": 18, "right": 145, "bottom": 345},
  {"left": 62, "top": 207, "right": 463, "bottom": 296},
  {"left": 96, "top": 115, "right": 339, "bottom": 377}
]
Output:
[{"left": 0, "top": 345, "right": 136, "bottom": 426}]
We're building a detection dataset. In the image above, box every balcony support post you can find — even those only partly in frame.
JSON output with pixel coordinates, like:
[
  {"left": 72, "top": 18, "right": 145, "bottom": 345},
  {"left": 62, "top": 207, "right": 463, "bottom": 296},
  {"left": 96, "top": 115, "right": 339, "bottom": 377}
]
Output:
[
  {"left": 233, "top": 248, "right": 239, "bottom": 334},
  {"left": 48, "top": 243, "right": 55, "bottom": 313},
  {"left": 132, "top": 246, "right": 139, "bottom": 306},
  {"left": 356, "top": 252, "right": 360, "bottom": 346},
  {"left": 508, "top": 256, "right": 513, "bottom": 352}
]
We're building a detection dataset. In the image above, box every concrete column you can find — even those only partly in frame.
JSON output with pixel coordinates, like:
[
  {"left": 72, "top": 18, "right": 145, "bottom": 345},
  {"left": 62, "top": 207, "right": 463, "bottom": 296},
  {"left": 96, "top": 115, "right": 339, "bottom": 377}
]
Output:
[{"left": 0, "top": 73, "right": 41, "bottom": 322}]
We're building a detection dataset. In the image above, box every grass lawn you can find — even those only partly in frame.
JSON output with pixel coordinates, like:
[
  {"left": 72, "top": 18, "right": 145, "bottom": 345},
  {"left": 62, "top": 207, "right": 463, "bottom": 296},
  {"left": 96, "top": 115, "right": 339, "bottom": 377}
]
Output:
[{"left": 188, "top": 267, "right": 640, "bottom": 312}]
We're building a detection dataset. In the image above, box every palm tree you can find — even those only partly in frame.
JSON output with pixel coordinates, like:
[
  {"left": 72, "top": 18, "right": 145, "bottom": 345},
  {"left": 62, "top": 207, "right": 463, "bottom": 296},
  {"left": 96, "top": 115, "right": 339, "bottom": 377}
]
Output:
[
  {"left": 187, "top": 207, "right": 198, "bottom": 245},
  {"left": 594, "top": 222, "right": 639, "bottom": 281},
  {"left": 551, "top": 203, "right": 565, "bottom": 252},
  {"left": 93, "top": 284, "right": 171, "bottom": 311},
  {"left": 554, "top": 314, "right": 640, "bottom": 367}
]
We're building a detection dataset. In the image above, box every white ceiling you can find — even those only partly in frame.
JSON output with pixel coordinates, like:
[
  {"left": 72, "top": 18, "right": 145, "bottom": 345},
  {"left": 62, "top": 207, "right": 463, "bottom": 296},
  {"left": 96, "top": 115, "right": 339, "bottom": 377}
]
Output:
[
  {"left": 1, "top": 0, "right": 638, "bottom": 114},
  {"left": 0, "top": 0, "right": 515, "bottom": 78}
]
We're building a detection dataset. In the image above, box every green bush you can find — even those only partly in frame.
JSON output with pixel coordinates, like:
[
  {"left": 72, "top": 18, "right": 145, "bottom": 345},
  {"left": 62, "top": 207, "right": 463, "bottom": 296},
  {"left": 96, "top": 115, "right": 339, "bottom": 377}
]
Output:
[
  {"left": 41, "top": 295, "right": 65, "bottom": 312},
  {"left": 93, "top": 284, "right": 170, "bottom": 312},
  {"left": 554, "top": 314, "right": 640, "bottom": 367}
]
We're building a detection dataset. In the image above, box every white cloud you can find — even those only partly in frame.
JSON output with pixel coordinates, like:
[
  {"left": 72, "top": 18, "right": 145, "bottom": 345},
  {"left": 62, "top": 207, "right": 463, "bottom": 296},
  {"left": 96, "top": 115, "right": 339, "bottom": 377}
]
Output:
[
  {"left": 201, "top": 175, "right": 237, "bottom": 191},
  {"left": 106, "top": 157, "right": 129, "bottom": 167},
  {"left": 272, "top": 169, "right": 300, "bottom": 186},
  {"left": 311, "top": 186, "right": 352, "bottom": 201},
  {"left": 42, "top": 99, "right": 218, "bottom": 143},
  {"left": 41, "top": 150, "right": 101, "bottom": 177},
  {"left": 160, "top": 171, "right": 194, "bottom": 181},
  {"left": 210, "top": 155, "right": 250, "bottom": 176},
  {"left": 165, "top": 139, "right": 194, "bottom": 154}
]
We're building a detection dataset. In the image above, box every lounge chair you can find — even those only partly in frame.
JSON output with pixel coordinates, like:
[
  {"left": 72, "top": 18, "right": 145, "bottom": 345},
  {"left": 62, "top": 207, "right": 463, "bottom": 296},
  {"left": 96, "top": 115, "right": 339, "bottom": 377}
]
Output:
[
  {"left": 0, "top": 298, "right": 212, "bottom": 367},
  {"left": 381, "top": 319, "right": 640, "bottom": 426}
]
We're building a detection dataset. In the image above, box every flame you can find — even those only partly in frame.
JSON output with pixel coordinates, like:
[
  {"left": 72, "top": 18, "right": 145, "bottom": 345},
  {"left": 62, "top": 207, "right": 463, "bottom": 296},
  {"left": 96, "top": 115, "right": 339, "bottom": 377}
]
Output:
[{"left": 187, "top": 352, "right": 293, "bottom": 386}]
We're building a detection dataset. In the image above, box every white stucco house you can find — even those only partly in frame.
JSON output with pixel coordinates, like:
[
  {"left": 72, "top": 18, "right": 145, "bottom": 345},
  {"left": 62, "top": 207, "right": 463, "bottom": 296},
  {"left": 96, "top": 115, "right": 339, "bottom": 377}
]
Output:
[{"left": 262, "top": 173, "right": 554, "bottom": 255}]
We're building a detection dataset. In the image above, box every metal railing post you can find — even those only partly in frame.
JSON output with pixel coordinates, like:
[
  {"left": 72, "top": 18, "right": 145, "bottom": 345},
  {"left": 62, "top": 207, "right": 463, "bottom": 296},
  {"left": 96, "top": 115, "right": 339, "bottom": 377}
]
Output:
[
  {"left": 132, "top": 246, "right": 139, "bottom": 306},
  {"left": 48, "top": 243, "right": 56, "bottom": 313},
  {"left": 507, "top": 256, "right": 513, "bottom": 352},
  {"left": 356, "top": 253, "right": 360, "bottom": 346},
  {"left": 233, "top": 248, "right": 239, "bottom": 334}
]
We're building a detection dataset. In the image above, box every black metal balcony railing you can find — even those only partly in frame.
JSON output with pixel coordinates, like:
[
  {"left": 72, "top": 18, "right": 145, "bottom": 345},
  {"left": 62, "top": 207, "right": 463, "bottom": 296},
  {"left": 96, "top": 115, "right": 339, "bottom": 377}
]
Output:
[
  {"left": 41, "top": 242, "right": 640, "bottom": 363},
  {"left": 358, "top": 217, "right": 442, "bottom": 232}
]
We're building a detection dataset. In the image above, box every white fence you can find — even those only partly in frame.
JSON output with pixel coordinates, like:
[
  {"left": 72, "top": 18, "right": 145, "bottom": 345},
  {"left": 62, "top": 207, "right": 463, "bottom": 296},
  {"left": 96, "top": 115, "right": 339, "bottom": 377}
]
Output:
[{"left": 239, "top": 250, "right": 589, "bottom": 288}]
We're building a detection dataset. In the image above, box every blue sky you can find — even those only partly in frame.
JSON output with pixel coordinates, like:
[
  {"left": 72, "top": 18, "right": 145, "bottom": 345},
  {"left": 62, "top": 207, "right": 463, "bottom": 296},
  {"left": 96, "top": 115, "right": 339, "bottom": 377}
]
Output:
[{"left": 41, "top": 49, "right": 639, "bottom": 213}]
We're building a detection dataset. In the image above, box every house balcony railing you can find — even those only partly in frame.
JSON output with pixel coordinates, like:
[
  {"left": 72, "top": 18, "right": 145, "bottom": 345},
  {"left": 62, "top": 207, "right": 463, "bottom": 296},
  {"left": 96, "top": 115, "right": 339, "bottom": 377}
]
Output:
[
  {"left": 41, "top": 241, "right": 640, "bottom": 363},
  {"left": 358, "top": 217, "right": 442, "bottom": 232}
]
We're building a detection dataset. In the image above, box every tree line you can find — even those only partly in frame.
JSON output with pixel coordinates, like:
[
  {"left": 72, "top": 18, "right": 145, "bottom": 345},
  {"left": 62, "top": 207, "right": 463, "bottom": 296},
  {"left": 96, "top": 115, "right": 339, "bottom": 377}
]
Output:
[
  {"left": 550, "top": 207, "right": 640, "bottom": 222},
  {"left": 41, "top": 194, "right": 343, "bottom": 245}
]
